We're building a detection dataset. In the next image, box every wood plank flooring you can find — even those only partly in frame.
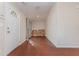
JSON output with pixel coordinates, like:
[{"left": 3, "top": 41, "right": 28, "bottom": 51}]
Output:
[{"left": 8, "top": 36, "right": 79, "bottom": 56}]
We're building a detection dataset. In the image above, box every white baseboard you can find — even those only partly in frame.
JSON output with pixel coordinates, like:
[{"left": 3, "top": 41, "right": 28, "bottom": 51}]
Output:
[
  {"left": 18, "top": 39, "right": 27, "bottom": 46},
  {"left": 45, "top": 35, "right": 57, "bottom": 47},
  {"left": 56, "top": 45, "right": 79, "bottom": 48}
]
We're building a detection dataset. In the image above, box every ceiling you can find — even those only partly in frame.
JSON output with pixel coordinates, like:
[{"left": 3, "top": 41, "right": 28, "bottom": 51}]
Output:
[{"left": 12, "top": 2, "right": 54, "bottom": 20}]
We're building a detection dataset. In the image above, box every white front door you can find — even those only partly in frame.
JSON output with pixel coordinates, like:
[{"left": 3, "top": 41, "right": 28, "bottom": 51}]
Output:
[{"left": 5, "top": 6, "right": 20, "bottom": 55}]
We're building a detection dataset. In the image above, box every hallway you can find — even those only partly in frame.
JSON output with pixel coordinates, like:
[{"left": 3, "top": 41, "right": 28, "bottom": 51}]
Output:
[
  {"left": 8, "top": 36, "right": 79, "bottom": 56},
  {"left": 1, "top": 2, "right": 79, "bottom": 56}
]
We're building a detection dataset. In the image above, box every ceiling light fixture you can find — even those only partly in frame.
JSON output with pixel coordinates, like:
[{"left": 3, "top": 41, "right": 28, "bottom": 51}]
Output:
[{"left": 36, "top": 15, "right": 40, "bottom": 18}]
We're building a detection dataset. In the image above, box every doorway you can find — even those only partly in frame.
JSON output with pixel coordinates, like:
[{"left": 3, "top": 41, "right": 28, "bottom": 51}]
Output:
[{"left": 26, "top": 18, "right": 32, "bottom": 41}]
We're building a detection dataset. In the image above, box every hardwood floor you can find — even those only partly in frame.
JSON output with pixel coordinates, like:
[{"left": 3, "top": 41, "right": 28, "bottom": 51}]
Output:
[{"left": 8, "top": 36, "right": 79, "bottom": 56}]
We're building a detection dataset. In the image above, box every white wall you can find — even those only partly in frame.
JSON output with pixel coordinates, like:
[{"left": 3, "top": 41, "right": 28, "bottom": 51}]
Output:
[
  {"left": 32, "top": 19, "right": 45, "bottom": 30},
  {"left": 0, "top": 3, "right": 5, "bottom": 56},
  {"left": 19, "top": 9, "right": 26, "bottom": 45},
  {"left": 46, "top": 2, "right": 79, "bottom": 48},
  {"left": 4, "top": 3, "right": 26, "bottom": 55}
]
